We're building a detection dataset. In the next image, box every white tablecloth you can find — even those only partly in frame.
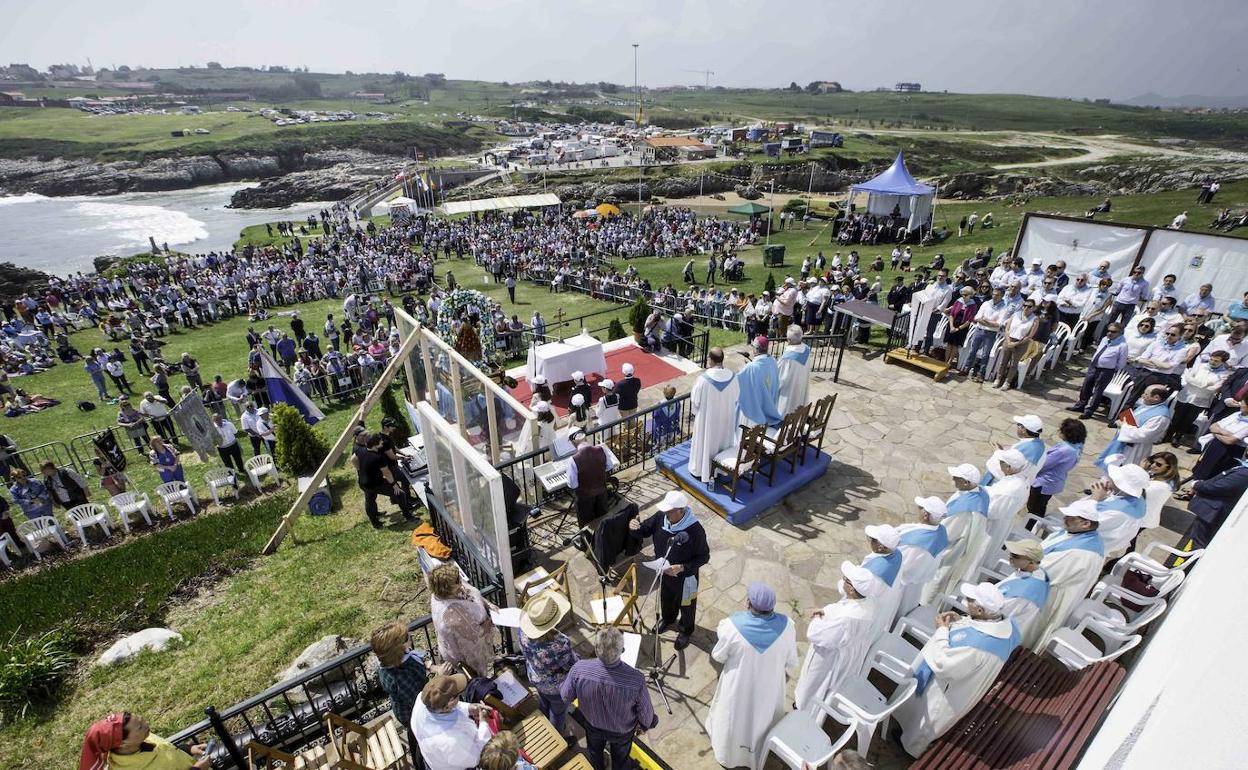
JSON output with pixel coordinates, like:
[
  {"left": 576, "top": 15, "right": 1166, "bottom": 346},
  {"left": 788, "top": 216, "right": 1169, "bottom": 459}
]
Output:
[{"left": 525, "top": 333, "right": 607, "bottom": 384}]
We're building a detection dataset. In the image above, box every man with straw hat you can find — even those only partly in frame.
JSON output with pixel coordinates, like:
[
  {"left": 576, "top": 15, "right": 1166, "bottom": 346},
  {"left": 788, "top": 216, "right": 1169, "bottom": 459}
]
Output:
[
  {"left": 997, "top": 540, "right": 1051, "bottom": 649},
  {"left": 794, "top": 561, "right": 882, "bottom": 713},
  {"left": 518, "top": 591, "right": 577, "bottom": 733}
]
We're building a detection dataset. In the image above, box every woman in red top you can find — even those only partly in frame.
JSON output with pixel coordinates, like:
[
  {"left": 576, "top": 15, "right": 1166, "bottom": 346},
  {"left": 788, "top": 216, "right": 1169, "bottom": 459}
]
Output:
[{"left": 943, "top": 286, "right": 979, "bottom": 372}]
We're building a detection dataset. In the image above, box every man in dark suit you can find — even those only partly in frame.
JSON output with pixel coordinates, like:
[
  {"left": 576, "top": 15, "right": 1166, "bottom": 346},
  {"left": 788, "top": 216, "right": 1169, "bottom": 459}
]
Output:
[
  {"left": 630, "top": 490, "right": 710, "bottom": 650},
  {"left": 1182, "top": 461, "right": 1248, "bottom": 552},
  {"left": 1207, "top": 366, "right": 1248, "bottom": 425},
  {"left": 616, "top": 363, "right": 641, "bottom": 418}
]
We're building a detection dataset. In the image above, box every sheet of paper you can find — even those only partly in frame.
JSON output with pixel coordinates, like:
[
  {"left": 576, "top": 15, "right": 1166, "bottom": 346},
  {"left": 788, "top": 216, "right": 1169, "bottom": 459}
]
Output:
[
  {"left": 490, "top": 607, "right": 524, "bottom": 629},
  {"left": 642, "top": 558, "right": 671, "bottom": 572},
  {"left": 621, "top": 632, "right": 642, "bottom": 668},
  {"left": 494, "top": 669, "right": 530, "bottom": 706}
]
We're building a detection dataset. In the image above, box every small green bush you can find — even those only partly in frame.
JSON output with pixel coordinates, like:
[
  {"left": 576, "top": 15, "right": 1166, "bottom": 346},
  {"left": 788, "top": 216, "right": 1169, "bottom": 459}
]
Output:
[
  {"left": 272, "top": 403, "right": 330, "bottom": 476},
  {"left": 0, "top": 629, "right": 79, "bottom": 721},
  {"left": 628, "top": 295, "right": 651, "bottom": 335},
  {"left": 607, "top": 318, "right": 627, "bottom": 341},
  {"left": 764, "top": 272, "right": 777, "bottom": 294}
]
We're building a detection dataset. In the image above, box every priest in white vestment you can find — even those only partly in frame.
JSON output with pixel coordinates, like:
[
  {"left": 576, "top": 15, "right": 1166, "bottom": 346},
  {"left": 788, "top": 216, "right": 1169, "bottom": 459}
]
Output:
[
  {"left": 1094, "top": 462, "right": 1151, "bottom": 558},
  {"left": 688, "top": 347, "right": 740, "bottom": 483},
  {"left": 978, "top": 449, "right": 1031, "bottom": 571},
  {"left": 895, "top": 496, "right": 951, "bottom": 623},
  {"left": 1095, "top": 385, "right": 1172, "bottom": 470},
  {"left": 896, "top": 582, "right": 1021, "bottom": 757},
  {"left": 776, "top": 325, "right": 811, "bottom": 415},
  {"left": 706, "top": 582, "right": 798, "bottom": 769},
  {"left": 924, "top": 464, "right": 992, "bottom": 603},
  {"left": 998, "top": 540, "right": 1051, "bottom": 649},
  {"left": 858, "top": 524, "right": 904, "bottom": 644},
  {"left": 1032, "top": 499, "right": 1107, "bottom": 650},
  {"left": 736, "top": 336, "right": 784, "bottom": 432},
  {"left": 793, "top": 561, "right": 882, "bottom": 713},
  {"left": 982, "top": 414, "right": 1047, "bottom": 485}
]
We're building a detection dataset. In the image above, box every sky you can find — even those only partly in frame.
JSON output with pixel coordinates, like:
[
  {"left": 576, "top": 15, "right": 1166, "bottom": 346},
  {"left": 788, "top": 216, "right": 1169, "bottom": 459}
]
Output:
[{"left": 4, "top": 0, "right": 1246, "bottom": 100}]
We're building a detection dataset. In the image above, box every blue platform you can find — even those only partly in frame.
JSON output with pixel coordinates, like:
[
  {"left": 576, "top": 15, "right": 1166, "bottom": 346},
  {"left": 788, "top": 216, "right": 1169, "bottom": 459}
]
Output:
[{"left": 656, "top": 440, "right": 831, "bottom": 526}]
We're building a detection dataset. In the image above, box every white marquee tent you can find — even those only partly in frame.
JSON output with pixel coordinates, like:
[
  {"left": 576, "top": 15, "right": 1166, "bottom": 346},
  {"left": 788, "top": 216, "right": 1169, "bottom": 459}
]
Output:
[{"left": 846, "top": 151, "right": 936, "bottom": 234}]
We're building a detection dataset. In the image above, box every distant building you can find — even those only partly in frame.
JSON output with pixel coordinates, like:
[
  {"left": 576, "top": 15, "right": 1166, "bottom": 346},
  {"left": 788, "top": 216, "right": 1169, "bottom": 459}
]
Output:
[
  {"left": 812, "top": 81, "right": 843, "bottom": 94},
  {"left": 351, "top": 92, "right": 388, "bottom": 103},
  {"left": 641, "top": 136, "right": 715, "bottom": 162},
  {"left": 894, "top": 82, "right": 922, "bottom": 93},
  {"left": 1094, "top": 98, "right": 1111, "bottom": 105}
]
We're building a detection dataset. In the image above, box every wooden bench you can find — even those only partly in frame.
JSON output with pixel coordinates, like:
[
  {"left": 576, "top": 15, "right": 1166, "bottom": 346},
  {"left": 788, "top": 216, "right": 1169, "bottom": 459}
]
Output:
[
  {"left": 911, "top": 649, "right": 1125, "bottom": 770},
  {"left": 514, "top": 711, "right": 569, "bottom": 770}
]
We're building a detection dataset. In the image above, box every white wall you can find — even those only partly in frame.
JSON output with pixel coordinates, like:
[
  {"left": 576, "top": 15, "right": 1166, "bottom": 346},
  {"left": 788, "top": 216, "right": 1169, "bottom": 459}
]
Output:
[
  {"left": 1016, "top": 216, "right": 1147, "bottom": 277},
  {"left": 1139, "top": 230, "right": 1248, "bottom": 313}
]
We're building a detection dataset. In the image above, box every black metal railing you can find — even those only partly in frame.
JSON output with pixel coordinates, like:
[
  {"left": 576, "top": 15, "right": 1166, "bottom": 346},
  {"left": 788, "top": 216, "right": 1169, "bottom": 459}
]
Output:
[
  {"left": 771, "top": 332, "right": 846, "bottom": 374},
  {"left": 496, "top": 393, "right": 693, "bottom": 512}
]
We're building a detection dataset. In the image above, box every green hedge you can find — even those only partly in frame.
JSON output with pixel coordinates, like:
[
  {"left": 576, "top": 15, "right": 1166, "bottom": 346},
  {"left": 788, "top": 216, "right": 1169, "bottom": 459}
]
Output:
[{"left": 0, "top": 494, "right": 291, "bottom": 640}]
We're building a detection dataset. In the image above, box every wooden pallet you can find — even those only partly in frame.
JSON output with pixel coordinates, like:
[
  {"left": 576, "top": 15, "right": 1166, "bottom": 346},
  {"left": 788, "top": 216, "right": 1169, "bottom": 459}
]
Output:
[{"left": 884, "top": 346, "right": 952, "bottom": 382}]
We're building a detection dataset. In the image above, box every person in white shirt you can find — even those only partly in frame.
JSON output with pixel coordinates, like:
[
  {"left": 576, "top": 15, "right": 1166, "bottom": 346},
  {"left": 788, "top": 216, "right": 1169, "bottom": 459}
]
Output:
[
  {"left": 1166, "top": 350, "right": 1232, "bottom": 445},
  {"left": 1153, "top": 297, "right": 1184, "bottom": 331},
  {"left": 1123, "top": 316, "right": 1158, "bottom": 362},
  {"left": 1152, "top": 273, "right": 1179, "bottom": 302},
  {"left": 1125, "top": 325, "right": 1187, "bottom": 404},
  {"left": 1202, "top": 325, "right": 1248, "bottom": 367},
  {"left": 993, "top": 299, "right": 1038, "bottom": 389},
  {"left": 211, "top": 414, "right": 246, "bottom": 474},
  {"left": 1169, "top": 211, "right": 1188, "bottom": 229},
  {"left": 793, "top": 561, "right": 882, "bottom": 713},
  {"left": 1055, "top": 273, "right": 1093, "bottom": 329},
  {"left": 410, "top": 675, "right": 493, "bottom": 770}
]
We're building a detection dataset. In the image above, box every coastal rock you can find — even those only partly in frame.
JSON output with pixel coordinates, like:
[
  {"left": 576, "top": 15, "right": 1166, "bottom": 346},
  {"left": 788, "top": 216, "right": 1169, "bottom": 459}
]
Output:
[
  {"left": 228, "top": 163, "right": 391, "bottom": 208},
  {"left": 96, "top": 627, "right": 184, "bottom": 667},
  {"left": 0, "top": 261, "right": 53, "bottom": 295}
]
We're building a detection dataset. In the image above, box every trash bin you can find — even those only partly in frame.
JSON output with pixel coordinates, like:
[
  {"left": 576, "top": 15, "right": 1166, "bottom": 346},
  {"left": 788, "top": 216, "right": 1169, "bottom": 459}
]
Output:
[{"left": 763, "top": 245, "right": 786, "bottom": 267}]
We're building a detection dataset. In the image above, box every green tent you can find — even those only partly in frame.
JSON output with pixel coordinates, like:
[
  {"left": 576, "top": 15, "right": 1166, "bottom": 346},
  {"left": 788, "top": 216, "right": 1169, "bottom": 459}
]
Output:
[{"left": 727, "top": 202, "right": 771, "bottom": 216}]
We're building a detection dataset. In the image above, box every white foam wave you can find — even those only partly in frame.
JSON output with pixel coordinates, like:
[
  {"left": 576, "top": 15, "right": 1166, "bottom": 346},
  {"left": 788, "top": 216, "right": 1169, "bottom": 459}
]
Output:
[
  {"left": 0, "top": 192, "right": 49, "bottom": 207},
  {"left": 73, "top": 200, "right": 209, "bottom": 251}
]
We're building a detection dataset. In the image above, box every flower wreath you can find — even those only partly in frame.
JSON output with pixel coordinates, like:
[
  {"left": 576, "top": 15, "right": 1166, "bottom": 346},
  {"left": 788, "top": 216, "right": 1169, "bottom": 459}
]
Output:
[{"left": 435, "top": 288, "right": 498, "bottom": 365}]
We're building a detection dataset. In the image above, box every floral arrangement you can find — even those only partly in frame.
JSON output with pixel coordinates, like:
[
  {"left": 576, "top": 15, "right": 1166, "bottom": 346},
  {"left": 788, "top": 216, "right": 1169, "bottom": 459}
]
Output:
[{"left": 436, "top": 288, "right": 498, "bottom": 365}]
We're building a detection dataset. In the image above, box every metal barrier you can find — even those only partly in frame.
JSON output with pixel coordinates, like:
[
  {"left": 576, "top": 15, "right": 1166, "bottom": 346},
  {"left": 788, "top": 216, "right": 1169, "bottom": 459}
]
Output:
[
  {"left": 167, "top": 584, "right": 505, "bottom": 770},
  {"left": 771, "top": 332, "right": 847, "bottom": 375},
  {"left": 496, "top": 393, "right": 693, "bottom": 511},
  {"left": 10, "top": 439, "right": 89, "bottom": 477}
]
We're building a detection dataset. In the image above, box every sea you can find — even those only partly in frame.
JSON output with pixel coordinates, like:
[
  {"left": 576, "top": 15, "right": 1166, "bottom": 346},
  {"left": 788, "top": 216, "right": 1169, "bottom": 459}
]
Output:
[{"left": 0, "top": 184, "right": 330, "bottom": 277}]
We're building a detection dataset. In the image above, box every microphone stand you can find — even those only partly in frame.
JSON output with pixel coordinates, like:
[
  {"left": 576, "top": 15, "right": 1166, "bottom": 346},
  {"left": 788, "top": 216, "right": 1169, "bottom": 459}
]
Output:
[
  {"left": 634, "top": 534, "right": 684, "bottom": 714},
  {"left": 568, "top": 527, "right": 613, "bottom": 623}
]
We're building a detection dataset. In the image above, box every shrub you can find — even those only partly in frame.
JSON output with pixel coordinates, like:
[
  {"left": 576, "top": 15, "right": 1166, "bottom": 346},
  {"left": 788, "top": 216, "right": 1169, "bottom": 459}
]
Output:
[
  {"left": 0, "top": 629, "right": 79, "bottom": 721},
  {"left": 272, "top": 403, "right": 330, "bottom": 476},
  {"left": 628, "top": 294, "right": 651, "bottom": 335},
  {"left": 607, "top": 318, "right": 627, "bottom": 341},
  {"left": 764, "top": 272, "right": 777, "bottom": 294},
  {"left": 379, "top": 386, "right": 412, "bottom": 445}
]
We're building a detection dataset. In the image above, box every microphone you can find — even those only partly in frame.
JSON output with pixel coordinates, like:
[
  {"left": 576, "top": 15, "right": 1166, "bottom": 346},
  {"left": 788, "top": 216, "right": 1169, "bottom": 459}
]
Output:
[
  {"left": 562, "top": 527, "right": 591, "bottom": 548},
  {"left": 672, "top": 531, "right": 690, "bottom": 545}
]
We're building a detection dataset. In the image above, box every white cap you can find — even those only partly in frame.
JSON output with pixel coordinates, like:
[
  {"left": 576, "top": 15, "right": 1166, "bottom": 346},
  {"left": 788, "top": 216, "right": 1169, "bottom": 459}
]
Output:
[
  {"left": 571, "top": 393, "right": 585, "bottom": 407},
  {"left": 840, "top": 560, "right": 882, "bottom": 598},
  {"left": 1107, "top": 463, "right": 1150, "bottom": 497},
  {"left": 657, "top": 490, "right": 689, "bottom": 512},
  {"left": 599, "top": 378, "right": 615, "bottom": 390},
  {"left": 914, "top": 496, "right": 949, "bottom": 521},
  {"left": 785, "top": 277, "right": 796, "bottom": 285},
  {"left": 1043, "top": 293, "right": 1059, "bottom": 303},
  {"left": 572, "top": 370, "right": 584, "bottom": 382},
  {"left": 531, "top": 375, "right": 548, "bottom": 385},
  {"left": 948, "top": 463, "right": 982, "bottom": 484},
  {"left": 534, "top": 400, "right": 552, "bottom": 413},
  {"left": 988, "top": 448, "right": 1028, "bottom": 479},
  {"left": 864, "top": 524, "right": 900, "bottom": 550},
  {"left": 1058, "top": 498, "right": 1104, "bottom": 522},
  {"left": 622, "top": 363, "right": 634, "bottom": 376},
  {"left": 1031, "top": 257, "right": 1042, "bottom": 265},
  {"left": 1013, "top": 414, "right": 1043, "bottom": 434},
  {"left": 960, "top": 582, "right": 1006, "bottom": 614},
  {"left": 257, "top": 407, "right": 269, "bottom": 415}
]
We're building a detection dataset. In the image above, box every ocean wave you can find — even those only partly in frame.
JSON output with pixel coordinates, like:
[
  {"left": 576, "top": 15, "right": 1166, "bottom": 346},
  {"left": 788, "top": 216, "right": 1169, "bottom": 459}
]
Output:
[
  {"left": 73, "top": 200, "right": 209, "bottom": 250},
  {"left": 0, "top": 193, "right": 49, "bottom": 207}
]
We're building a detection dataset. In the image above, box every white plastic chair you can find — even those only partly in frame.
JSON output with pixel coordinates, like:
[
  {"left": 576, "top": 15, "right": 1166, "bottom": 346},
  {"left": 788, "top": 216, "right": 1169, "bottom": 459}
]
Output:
[
  {"left": 864, "top": 629, "right": 925, "bottom": 678},
  {"left": 156, "top": 481, "right": 197, "bottom": 518},
  {"left": 1067, "top": 586, "right": 1168, "bottom": 635},
  {"left": 66, "top": 503, "right": 114, "bottom": 546},
  {"left": 1109, "top": 542, "right": 1204, "bottom": 581},
  {"left": 984, "top": 335, "right": 1004, "bottom": 381},
  {"left": 17, "top": 516, "right": 71, "bottom": 559},
  {"left": 822, "top": 650, "right": 918, "bottom": 756},
  {"left": 204, "top": 468, "right": 239, "bottom": 505},
  {"left": 1102, "top": 371, "right": 1133, "bottom": 421},
  {"left": 1065, "top": 319, "right": 1088, "bottom": 360},
  {"left": 1046, "top": 615, "right": 1142, "bottom": 671},
  {"left": 245, "top": 454, "right": 280, "bottom": 492},
  {"left": 0, "top": 532, "right": 19, "bottom": 568},
  {"left": 755, "top": 709, "right": 858, "bottom": 770},
  {"left": 110, "top": 492, "right": 156, "bottom": 532},
  {"left": 897, "top": 592, "right": 969, "bottom": 645}
]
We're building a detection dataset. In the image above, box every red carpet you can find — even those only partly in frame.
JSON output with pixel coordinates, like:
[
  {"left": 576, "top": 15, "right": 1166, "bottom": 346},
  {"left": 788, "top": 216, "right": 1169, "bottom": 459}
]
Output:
[{"left": 510, "top": 344, "right": 686, "bottom": 415}]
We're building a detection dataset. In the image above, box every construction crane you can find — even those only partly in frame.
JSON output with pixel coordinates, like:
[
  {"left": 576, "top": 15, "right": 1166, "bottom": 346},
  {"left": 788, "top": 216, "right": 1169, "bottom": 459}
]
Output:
[{"left": 683, "top": 68, "right": 715, "bottom": 89}]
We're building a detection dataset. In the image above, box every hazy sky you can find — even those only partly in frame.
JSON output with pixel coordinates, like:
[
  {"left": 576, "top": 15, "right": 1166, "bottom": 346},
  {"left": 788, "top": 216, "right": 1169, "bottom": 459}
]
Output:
[{"left": 4, "top": 0, "right": 1245, "bottom": 99}]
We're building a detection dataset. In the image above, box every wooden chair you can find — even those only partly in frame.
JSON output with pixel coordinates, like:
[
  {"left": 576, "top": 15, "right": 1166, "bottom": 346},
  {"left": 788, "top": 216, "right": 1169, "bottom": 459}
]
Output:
[
  {"left": 712, "top": 424, "right": 766, "bottom": 501},
  {"left": 762, "top": 404, "right": 808, "bottom": 483},
  {"left": 246, "top": 739, "right": 338, "bottom": 770},
  {"left": 800, "top": 393, "right": 838, "bottom": 463},
  {"left": 556, "top": 756, "right": 594, "bottom": 770},
  {"left": 588, "top": 562, "right": 639, "bottom": 628},
  {"left": 325, "top": 712, "right": 411, "bottom": 770},
  {"left": 516, "top": 562, "right": 571, "bottom": 605},
  {"left": 513, "top": 711, "right": 569, "bottom": 770}
]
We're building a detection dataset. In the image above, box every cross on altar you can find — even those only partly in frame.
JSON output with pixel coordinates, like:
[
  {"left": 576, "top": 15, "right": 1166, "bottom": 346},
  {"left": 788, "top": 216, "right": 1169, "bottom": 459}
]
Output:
[{"left": 554, "top": 308, "right": 566, "bottom": 341}]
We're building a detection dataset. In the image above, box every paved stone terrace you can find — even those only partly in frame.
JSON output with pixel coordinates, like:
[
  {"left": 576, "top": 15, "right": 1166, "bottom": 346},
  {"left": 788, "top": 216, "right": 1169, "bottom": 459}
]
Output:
[{"left": 534, "top": 341, "right": 1188, "bottom": 769}]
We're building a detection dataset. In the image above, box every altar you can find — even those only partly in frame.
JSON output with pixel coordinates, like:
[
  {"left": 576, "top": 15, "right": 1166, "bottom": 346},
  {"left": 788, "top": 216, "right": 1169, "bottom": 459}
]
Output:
[{"left": 525, "top": 332, "right": 607, "bottom": 384}]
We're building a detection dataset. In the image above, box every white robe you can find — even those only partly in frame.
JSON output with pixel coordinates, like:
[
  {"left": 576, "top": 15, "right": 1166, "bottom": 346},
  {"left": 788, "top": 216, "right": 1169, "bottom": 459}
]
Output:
[
  {"left": 998, "top": 567, "right": 1048, "bottom": 649},
  {"left": 896, "top": 617, "right": 1016, "bottom": 757},
  {"left": 862, "top": 552, "right": 903, "bottom": 645},
  {"left": 1110, "top": 413, "right": 1171, "bottom": 467},
  {"left": 706, "top": 614, "right": 798, "bottom": 769},
  {"left": 978, "top": 475, "right": 1030, "bottom": 571},
  {"left": 895, "top": 524, "right": 944, "bottom": 623},
  {"left": 906, "top": 283, "right": 953, "bottom": 349},
  {"left": 1033, "top": 533, "right": 1105, "bottom": 650},
  {"left": 793, "top": 596, "right": 877, "bottom": 712},
  {"left": 924, "top": 498, "right": 989, "bottom": 603},
  {"left": 1099, "top": 496, "right": 1146, "bottom": 559},
  {"left": 688, "top": 367, "right": 740, "bottom": 483},
  {"left": 776, "top": 344, "right": 811, "bottom": 415}
]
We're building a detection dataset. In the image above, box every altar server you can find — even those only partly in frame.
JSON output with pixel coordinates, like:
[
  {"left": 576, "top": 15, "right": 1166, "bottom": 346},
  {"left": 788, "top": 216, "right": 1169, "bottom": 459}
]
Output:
[
  {"left": 979, "top": 449, "right": 1031, "bottom": 571},
  {"left": 776, "top": 325, "right": 812, "bottom": 415},
  {"left": 895, "top": 497, "right": 950, "bottom": 621},
  {"left": 793, "top": 561, "right": 882, "bottom": 713},
  {"left": 859, "top": 524, "right": 904, "bottom": 643},
  {"left": 924, "top": 464, "right": 991, "bottom": 602},
  {"left": 997, "top": 539, "right": 1051, "bottom": 648},
  {"left": 983, "top": 415, "right": 1047, "bottom": 485},
  {"left": 1093, "top": 462, "right": 1150, "bottom": 558},
  {"left": 688, "top": 347, "right": 739, "bottom": 483},
  {"left": 1033, "top": 499, "right": 1106, "bottom": 650}
]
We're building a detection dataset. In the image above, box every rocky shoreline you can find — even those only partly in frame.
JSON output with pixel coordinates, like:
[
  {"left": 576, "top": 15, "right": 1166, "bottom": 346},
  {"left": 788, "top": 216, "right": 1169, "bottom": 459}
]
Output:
[{"left": 0, "top": 149, "right": 401, "bottom": 208}]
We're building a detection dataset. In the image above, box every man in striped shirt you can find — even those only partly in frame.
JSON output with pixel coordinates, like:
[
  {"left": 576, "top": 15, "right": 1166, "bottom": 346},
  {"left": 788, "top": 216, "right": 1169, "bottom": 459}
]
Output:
[{"left": 561, "top": 627, "right": 657, "bottom": 770}]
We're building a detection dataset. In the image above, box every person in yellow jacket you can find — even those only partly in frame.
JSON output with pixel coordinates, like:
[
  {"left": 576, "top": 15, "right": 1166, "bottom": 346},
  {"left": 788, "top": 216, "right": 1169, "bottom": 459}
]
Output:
[{"left": 80, "top": 712, "right": 208, "bottom": 770}]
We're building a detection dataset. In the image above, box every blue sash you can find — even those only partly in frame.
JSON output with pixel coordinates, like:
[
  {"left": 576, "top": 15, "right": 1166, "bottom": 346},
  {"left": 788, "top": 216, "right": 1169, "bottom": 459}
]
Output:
[
  {"left": 862, "top": 550, "right": 903, "bottom": 587},
  {"left": 661, "top": 508, "right": 698, "bottom": 533},
  {"left": 1095, "top": 401, "right": 1171, "bottom": 470},
  {"left": 916, "top": 621, "right": 1021, "bottom": 694},
  {"left": 1016, "top": 437, "right": 1046, "bottom": 466},
  {"left": 1097, "top": 494, "right": 1146, "bottom": 521},
  {"left": 702, "top": 370, "right": 735, "bottom": 392},
  {"left": 781, "top": 346, "right": 811, "bottom": 366},
  {"left": 736, "top": 356, "right": 783, "bottom": 426},
  {"left": 1043, "top": 530, "right": 1105, "bottom": 557},
  {"left": 945, "top": 488, "right": 990, "bottom": 518},
  {"left": 730, "top": 611, "right": 788, "bottom": 654},
  {"left": 998, "top": 572, "right": 1050, "bottom": 608},
  {"left": 898, "top": 525, "right": 949, "bottom": 557}
]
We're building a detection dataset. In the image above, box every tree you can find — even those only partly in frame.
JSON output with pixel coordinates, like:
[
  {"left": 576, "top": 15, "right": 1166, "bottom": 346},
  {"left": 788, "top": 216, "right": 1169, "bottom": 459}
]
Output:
[
  {"left": 378, "top": 386, "right": 411, "bottom": 445},
  {"left": 628, "top": 294, "right": 651, "bottom": 337},
  {"left": 764, "top": 272, "right": 777, "bottom": 294},
  {"left": 607, "top": 318, "right": 627, "bottom": 341},
  {"left": 787, "top": 81, "right": 801, "bottom": 92},
  {"left": 206, "top": 61, "right": 223, "bottom": 69},
  {"left": 272, "top": 403, "right": 330, "bottom": 476},
  {"left": 293, "top": 73, "right": 321, "bottom": 97}
]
